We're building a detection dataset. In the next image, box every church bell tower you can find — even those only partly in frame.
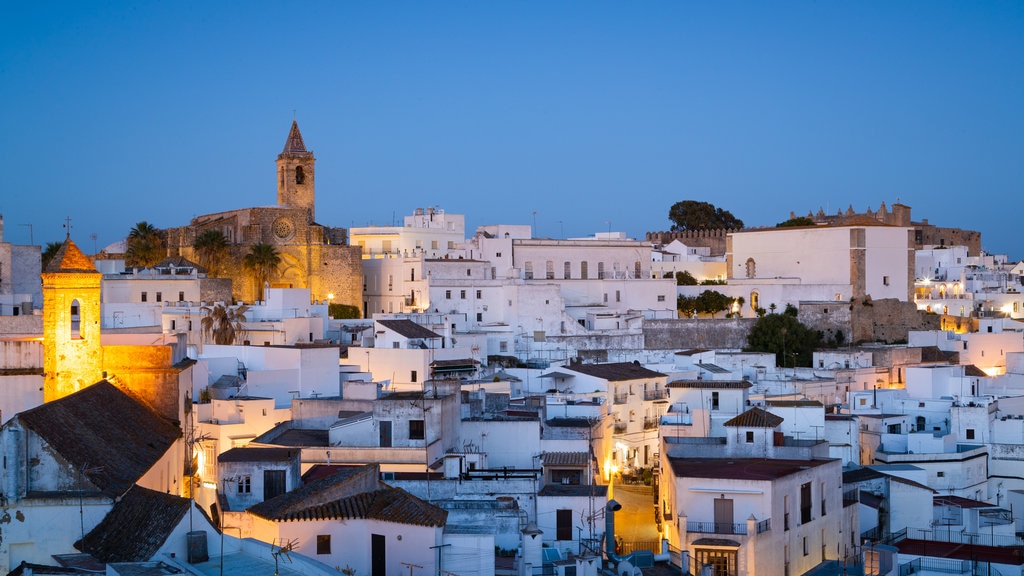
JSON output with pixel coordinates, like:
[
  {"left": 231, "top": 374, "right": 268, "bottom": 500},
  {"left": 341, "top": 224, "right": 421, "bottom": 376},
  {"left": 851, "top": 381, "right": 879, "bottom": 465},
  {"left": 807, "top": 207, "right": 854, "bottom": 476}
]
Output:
[
  {"left": 42, "top": 237, "right": 103, "bottom": 402},
  {"left": 276, "top": 120, "right": 316, "bottom": 223}
]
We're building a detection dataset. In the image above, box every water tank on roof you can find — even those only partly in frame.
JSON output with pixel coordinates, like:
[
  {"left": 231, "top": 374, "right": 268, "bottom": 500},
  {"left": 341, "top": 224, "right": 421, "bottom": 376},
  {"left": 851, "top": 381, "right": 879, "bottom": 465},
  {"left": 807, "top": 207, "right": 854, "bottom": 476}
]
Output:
[{"left": 186, "top": 530, "right": 208, "bottom": 563}]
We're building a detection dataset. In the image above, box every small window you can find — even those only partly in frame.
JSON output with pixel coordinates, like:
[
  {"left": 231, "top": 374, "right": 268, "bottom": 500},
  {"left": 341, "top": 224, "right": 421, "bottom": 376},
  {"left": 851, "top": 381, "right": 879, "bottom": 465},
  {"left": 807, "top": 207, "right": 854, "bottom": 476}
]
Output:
[
  {"left": 460, "top": 290, "right": 466, "bottom": 299},
  {"left": 445, "top": 290, "right": 451, "bottom": 299},
  {"left": 496, "top": 252, "right": 502, "bottom": 257},
  {"left": 657, "top": 295, "right": 666, "bottom": 302},
  {"left": 178, "top": 291, "right": 185, "bottom": 302},
  {"left": 141, "top": 292, "right": 148, "bottom": 303},
  {"left": 156, "top": 292, "right": 162, "bottom": 302},
  {"left": 170, "top": 320, "right": 176, "bottom": 330},
  {"left": 409, "top": 419, "right": 425, "bottom": 440},
  {"left": 499, "top": 341, "right": 508, "bottom": 352},
  {"left": 466, "top": 268, "right": 471, "bottom": 277},
  {"left": 966, "top": 428, "right": 975, "bottom": 440},
  {"left": 237, "top": 475, "right": 251, "bottom": 493},
  {"left": 883, "top": 276, "right": 890, "bottom": 286},
  {"left": 937, "top": 471, "right": 945, "bottom": 478},
  {"left": 411, "top": 370, "right": 417, "bottom": 382},
  {"left": 476, "top": 312, "right": 482, "bottom": 322},
  {"left": 476, "top": 290, "right": 482, "bottom": 299},
  {"left": 316, "top": 534, "right": 330, "bottom": 555},
  {"left": 745, "top": 431, "right": 754, "bottom": 443}
]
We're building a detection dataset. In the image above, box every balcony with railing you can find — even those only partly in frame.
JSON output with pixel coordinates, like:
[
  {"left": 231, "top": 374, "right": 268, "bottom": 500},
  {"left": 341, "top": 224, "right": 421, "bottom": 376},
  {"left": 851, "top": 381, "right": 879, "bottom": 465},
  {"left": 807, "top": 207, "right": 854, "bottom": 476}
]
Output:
[
  {"left": 613, "top": 393, "right": 629, "bottom": 405},
  {"left": 644, "top": 417, "right": 659, "bottom": 430},
  {"left": 613, "top": 421, "right": 628, "bottom": 434},
  {"left": 643, "top": 388, "right": 667, "bottom": 401},
  {"left": 685, "top": 518, "right": 771, "bottom": 536}
]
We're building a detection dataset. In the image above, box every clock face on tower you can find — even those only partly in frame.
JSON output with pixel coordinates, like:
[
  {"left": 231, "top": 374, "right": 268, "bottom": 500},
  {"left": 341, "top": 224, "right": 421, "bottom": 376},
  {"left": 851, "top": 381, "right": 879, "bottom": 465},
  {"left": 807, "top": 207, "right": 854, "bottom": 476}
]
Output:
[{"left": 273, "top": 217, "right": 295, "bottom": 241}]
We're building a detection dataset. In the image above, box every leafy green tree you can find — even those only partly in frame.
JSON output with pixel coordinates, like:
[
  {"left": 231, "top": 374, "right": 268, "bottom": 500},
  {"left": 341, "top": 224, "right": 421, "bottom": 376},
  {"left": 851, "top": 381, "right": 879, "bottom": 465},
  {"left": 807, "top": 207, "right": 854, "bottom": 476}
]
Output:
[
  {"left": 244, "top": 242, "right": 281, "bottom": 300},
  {"left": 126, "top": 221, "right": 165, "bottom": 268},
  {"left": 329, "top": 303, "right": 361, "bottom": 319},
  {"left": 201, "top": 303, "right": 248, "bottom": 345},
  {"left": 675, "top": 270, "right": 698, "bottom": 286},
  {"left": 194, "top": 229, "right": 230, "bottom": 276},
  {"left": 745, "top": 311, "right": 822, "bottom": 368},
  {"left": 677, "top": 295, "right": 698, "bottom": 318},
  {"left": 42, "top": 241, "right": 64, "bottom": 270},
  {"left": 668, "top": 201, "right": 744, "bottom": 232},
  {"left": 695, "top": 290, "right": 732, "bottom": 318},
  {"left": 776, "top": 216, "right": 816, "bottom": 228}
]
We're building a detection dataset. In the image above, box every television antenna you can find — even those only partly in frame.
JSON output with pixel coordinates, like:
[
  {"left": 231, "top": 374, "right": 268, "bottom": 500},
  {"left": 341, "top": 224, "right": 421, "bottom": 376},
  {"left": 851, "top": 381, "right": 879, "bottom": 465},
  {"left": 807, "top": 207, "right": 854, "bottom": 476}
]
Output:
[{"left": 271, "top": 538, "right": 298, "bottom": 575}]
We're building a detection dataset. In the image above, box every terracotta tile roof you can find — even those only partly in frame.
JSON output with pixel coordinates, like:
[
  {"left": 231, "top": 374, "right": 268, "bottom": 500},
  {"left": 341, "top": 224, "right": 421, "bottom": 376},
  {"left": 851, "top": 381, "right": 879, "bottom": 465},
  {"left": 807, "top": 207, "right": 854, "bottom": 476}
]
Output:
[
  {"left": 767, "top": 399, "right": 823, "bottom": 408},
  {"left": 264, "top": 487, "right": 448, "bottom": 527},
  {"left": 76, "top": 485, "right": 193, "bottom": 563},
  {"left": 934, "top": 495, "right": 993, "bottom": 508},
  {"left": 279, "top": 120, "right": 312, "bottom": 157},
  {"left": 218, "top": 447, "right": 301, "bottom": 463},
  {"left": 723, "top": 407, "right": 784, "bottom": 428},
  {"left": 964, "top": 364, "right": 987, "bottom": 377},
  {"left": 377, "top": 319, "right": 441, "bottom": 340},
  {"left": 563, "top": 362, "right": 666, "bottom": 381},
  {"left": 248, "top": 464, "right": 381, "bottom": 520},
  {"left": 17, "top": 380, "right": 181, "bottom": 497},
  {"left": 667, "top": 457, "right": 836, "bottom": 481},
  {"left": 667, "top": 380, "right": 751, "bottom": 389},
  {"left": 541, "top": 452, "right": 590, "bottom": 467},
  {"left": 44, "top": 239, "right": 98, "bottom": 274}
]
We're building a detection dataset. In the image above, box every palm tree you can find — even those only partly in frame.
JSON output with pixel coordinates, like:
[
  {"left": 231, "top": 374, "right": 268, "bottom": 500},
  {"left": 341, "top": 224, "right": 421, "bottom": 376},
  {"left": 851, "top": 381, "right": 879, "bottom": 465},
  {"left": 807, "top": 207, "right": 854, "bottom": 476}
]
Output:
[
  {"left": 193, "top": 229, "right": 229, "bottom": 276},
  {"left": 126, "top": 221, "right": 165, "bottom": 268},
  {"left": 41, "top": 241, "right": 64, "bottom": 270},
  {"left": 200, "top": 303, "right": 248, "bottom": 345},
  {"left": 243, "top": 242, "right": 281, "bottom": 301}
]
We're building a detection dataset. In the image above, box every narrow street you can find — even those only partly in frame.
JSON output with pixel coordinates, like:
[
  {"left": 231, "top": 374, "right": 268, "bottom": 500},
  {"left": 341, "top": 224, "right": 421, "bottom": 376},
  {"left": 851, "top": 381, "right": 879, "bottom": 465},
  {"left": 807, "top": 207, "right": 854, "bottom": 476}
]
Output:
[{"left": 607, "top": 480, "right": 661, "bottom": 550}]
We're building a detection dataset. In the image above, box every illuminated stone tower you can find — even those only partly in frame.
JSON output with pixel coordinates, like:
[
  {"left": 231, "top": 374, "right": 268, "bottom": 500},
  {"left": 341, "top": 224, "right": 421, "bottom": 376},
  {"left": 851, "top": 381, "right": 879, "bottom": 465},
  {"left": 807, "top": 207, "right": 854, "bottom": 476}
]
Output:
[
  {"left": 276, "top": 120, "right": 316, "bottom": 223},
  {"left": 42, "top": 238, "right": 103, "bottom": 402}
]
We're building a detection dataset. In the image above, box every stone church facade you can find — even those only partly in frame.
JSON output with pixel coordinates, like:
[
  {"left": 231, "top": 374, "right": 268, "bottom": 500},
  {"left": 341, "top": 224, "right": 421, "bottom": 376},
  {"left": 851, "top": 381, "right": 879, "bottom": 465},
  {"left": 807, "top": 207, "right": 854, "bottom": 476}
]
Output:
[{"left": 166, "top": 121, "right": 362, "bottom": 308}]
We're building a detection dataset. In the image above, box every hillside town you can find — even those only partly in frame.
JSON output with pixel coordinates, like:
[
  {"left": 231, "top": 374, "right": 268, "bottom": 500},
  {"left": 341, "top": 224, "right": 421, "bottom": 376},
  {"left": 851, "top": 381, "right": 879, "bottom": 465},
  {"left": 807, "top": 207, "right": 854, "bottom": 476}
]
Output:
[{"left": 3, "top": 122, "right": 1024, "bottom": 576}]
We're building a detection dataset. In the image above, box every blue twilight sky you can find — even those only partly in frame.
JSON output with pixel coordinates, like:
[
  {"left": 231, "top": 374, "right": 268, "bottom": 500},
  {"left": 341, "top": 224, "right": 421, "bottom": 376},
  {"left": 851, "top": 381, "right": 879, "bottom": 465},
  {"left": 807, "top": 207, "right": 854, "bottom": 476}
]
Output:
[{"left": 2, "top": 2, "right": 1022, "bottom": 259}]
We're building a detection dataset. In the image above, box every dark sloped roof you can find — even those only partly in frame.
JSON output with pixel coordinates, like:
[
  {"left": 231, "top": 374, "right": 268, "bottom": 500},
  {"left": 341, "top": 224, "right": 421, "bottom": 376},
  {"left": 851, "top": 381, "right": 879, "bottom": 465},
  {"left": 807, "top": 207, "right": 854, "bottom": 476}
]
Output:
[
  {"left": 266, "top": 487, "right": 447, "bottom": 527},
  {"left": 152, "top": 256, "right": 205, "bottom": 273},
  {"left": 723, "top": 407, "right": 784, "bottom": 428},
  {"left": 564, "top": 362, "right": 666, "bottom": 381},
  {"left": 219, "top": 447, "right": 301, "bottom": 463},
  {"left": 377, "top": 319, "right": 441, "bottom": 339},
  {"left": 767, "top": 399, "right": 823, "bottom": 408},
  {"left": 668, "top": 380, "right": 751, "bottom": 389},
  {"left": 76, "top": 486, "right": 192, "bottom": 563},
  {"left": 541, "top": 452, "right": 590, "bottom": 467},
  {"left": 44, "top": 239, "right": 98, "bottom": 274},
  {"left": 668, "top": 457, "right": 835, "bottom": 481},
  {"left": 538, "top": 484, "right": 608, "bottom": 497},
  {"left": 279, "top": 120, "right": 312, "bottom": 157},
  {"left": 964, "top": 364, "right": 987, "bottom": 377},
  {"left": 18, "top": 380, "right": 181, "bottom": 497},
  {"left": 248, "top": 464, "right": 379, "bottom": 519}
]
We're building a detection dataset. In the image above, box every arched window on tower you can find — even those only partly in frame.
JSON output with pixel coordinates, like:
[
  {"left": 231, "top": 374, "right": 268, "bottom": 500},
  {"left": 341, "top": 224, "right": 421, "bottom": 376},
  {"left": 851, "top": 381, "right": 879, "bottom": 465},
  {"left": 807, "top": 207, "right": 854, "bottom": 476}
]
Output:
[
  {"left": 295, "top": 166, "right": 305, "bottom": 185},
  {"left": 70, "top": 298, "right": 82, "bottom": 339}
]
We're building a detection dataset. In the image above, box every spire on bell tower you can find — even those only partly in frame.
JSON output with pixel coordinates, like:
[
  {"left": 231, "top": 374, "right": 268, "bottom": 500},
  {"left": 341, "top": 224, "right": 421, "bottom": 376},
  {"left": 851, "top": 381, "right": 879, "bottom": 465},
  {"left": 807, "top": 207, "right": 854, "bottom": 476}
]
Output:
[{"left": 277, "top": 120, "right": 316, "bottom": 222}]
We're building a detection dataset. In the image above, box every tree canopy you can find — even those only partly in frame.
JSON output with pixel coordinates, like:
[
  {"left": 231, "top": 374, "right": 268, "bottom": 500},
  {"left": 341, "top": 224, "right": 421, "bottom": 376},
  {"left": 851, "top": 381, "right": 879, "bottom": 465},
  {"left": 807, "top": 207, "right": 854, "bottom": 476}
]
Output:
[
  {"left": 776, "top": 216, "right": 816, "bottom": 228},
  {"left": 194, "top": 229, "right": 230, "bottom": 276},
  {"left": 677, "top": 289, "right": 734, "bottom": 318},
  {"left": 201, "top": 303, "right": 248, "bottom": 345},
  {"left": 668, "top": 201, "right": 744, "bottom": 232},
  {"left": 744, "top": 310, "right": 822, "bottom": 368},
  {"left": 126, "top": 221, "right": 166, "bottom": 268},
  {"left": 41, "top": 241, "right": 63, "bottom": 270},
  {"left": 243, "top": 242, "right": 281, "bottom": 301}
]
